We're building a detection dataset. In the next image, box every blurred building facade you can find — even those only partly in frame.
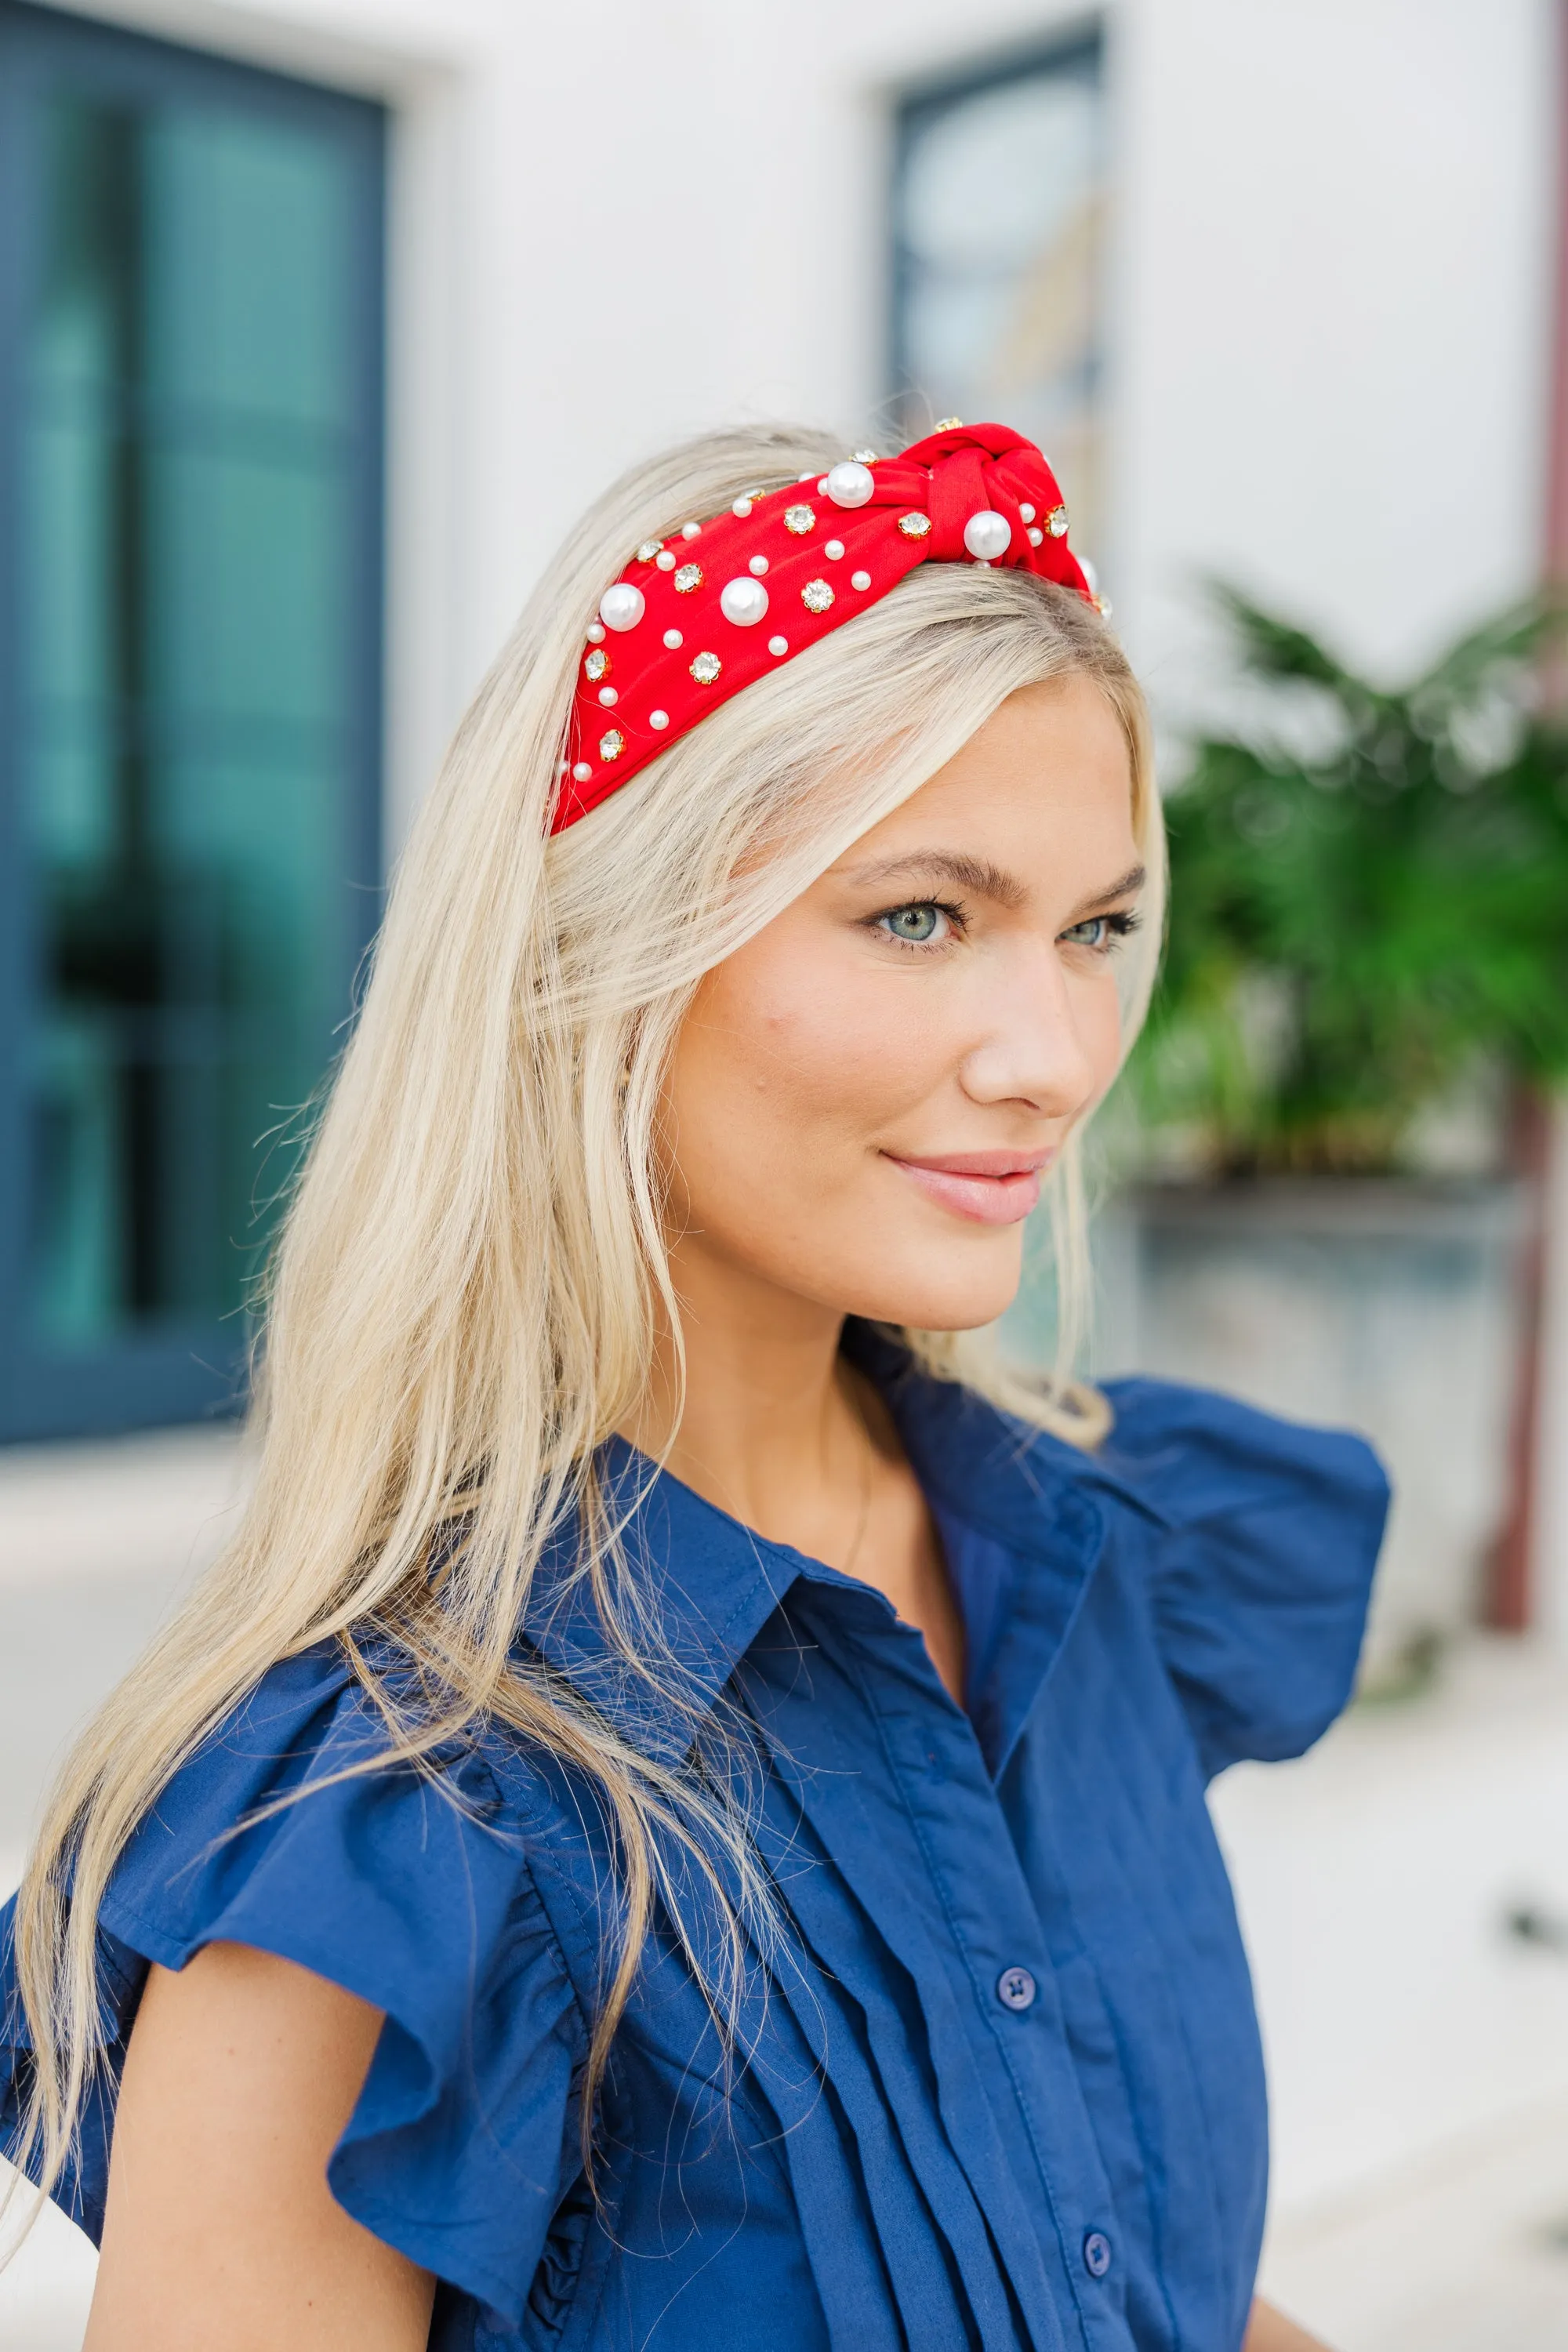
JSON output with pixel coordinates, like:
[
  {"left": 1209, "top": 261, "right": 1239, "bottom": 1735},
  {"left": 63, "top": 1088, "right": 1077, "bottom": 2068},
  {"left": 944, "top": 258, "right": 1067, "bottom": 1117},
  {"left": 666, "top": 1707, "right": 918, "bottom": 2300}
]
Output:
[
  {"left": 3, "top": 5, "right": 1568, "bottom": 2340},
  {"left": 6, "top": 0, "right": 1567, "bottom": 1624}
]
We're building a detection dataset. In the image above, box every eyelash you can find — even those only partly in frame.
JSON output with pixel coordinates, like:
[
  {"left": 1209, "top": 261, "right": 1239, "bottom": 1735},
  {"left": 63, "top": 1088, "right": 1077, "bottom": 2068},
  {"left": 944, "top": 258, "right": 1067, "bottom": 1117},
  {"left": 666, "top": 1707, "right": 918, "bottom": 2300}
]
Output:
[
  {"left": 869, "top": 898, "right": 967, "bottom": 953},
  {"left": 1061, "top": 909, "right": 1142, "bottom": 953},
  {"left": 869, "top": 901, "right": 1143, "bottom": 956}
]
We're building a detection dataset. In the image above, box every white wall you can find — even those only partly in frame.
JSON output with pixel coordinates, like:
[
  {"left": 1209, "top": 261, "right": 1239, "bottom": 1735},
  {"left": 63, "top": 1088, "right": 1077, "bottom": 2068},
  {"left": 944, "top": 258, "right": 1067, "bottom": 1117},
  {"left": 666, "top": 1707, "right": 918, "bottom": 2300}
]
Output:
[
  {"left": 52, "top": 0, "right": 1559, "bottom": 806},
  {"left": 36, "top": 0, "right": 1561, "bottom": 1575}
]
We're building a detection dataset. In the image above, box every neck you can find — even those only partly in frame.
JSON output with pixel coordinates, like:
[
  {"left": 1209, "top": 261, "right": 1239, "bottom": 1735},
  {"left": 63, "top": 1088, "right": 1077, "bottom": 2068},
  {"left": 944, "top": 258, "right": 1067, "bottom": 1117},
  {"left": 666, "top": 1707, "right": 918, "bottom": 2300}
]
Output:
[{"left": 619, "top": 1241, "right": 868, "bottom": 1559}]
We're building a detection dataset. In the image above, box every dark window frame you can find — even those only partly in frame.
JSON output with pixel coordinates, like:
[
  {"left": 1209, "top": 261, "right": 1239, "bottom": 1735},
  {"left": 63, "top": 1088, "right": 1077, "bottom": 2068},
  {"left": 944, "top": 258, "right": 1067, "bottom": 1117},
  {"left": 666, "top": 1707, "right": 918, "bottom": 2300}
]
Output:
[
  {"left": 887, "top": 24, "right": 1105, "bottom": 437},
  {"left": 0, "top": 0, "right": 385, "bottom": 1442}
]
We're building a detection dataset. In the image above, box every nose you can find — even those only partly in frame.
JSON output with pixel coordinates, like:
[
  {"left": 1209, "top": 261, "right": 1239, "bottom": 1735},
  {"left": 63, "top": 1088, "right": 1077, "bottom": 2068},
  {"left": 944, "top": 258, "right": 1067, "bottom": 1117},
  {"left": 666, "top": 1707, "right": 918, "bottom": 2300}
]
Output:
[{"left": 956, "top": 939, "right": 1105, "bottom": 1122}]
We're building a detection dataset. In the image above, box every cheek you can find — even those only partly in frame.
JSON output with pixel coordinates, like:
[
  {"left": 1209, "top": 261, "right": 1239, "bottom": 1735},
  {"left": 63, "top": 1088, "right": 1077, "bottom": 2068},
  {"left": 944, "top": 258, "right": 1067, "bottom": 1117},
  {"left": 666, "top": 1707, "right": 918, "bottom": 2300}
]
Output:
[
  {"left": 682, "top": 949, "right": 929, "bottom": 1136},
  {"left": 1080, "top": 971, "right": 1126, "bottom": 1097},
  {"left": 666, "top": 937, "right": 940, "bottom": 1237}
]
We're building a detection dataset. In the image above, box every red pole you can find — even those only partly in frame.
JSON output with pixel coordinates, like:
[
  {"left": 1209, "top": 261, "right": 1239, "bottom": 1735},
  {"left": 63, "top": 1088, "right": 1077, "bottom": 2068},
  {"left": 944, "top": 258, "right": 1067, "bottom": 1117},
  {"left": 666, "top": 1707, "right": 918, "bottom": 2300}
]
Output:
[{"left": 1486, "top": 0, "right": 1568, "bottom": 1628}]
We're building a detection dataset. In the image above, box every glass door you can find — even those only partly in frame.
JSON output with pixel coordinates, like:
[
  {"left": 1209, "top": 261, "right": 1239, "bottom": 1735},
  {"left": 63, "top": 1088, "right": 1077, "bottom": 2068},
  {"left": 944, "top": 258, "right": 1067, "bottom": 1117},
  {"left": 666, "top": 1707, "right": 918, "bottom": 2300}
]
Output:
[{"left": 0, "top": 3, "right": 384, "bottom": 1439}]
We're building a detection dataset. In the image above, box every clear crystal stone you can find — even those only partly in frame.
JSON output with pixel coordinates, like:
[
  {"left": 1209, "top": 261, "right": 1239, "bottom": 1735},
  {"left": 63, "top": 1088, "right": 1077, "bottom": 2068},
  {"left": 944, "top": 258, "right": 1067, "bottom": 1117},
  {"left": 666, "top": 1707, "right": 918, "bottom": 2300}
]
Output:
[
  {"left": 1047, "top": 504, "right": 1069, "bottom": 538},
  {"left": 898, "top": 512, "right": 932, "bottom": 539},
  {"left": 800, "top": 579, "right": 834, "bottom": 615},
  {"left": 689, "top": 651, "right": 722, "bottom": 684},
  {"left": 598, "top": 728, "right": 625, "bottom": 761},
  {"left": 584, "top": 648, "right": 609, "bottom": 682},
  {"left": 635, "top": 539, "right": 662, "bottom": 563},
  {"left": 784, "top": 504, "right": 816, "bottom": 535},
  {"left": 673, "top": 563, "right": 704, "bottom": 593}
]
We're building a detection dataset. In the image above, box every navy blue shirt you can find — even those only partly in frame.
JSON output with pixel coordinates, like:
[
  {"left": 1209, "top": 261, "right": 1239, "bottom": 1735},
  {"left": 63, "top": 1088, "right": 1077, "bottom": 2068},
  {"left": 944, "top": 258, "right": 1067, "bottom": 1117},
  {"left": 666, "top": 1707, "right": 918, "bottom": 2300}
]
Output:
[{"left": 2, "top": 1353, "right": 1387, "bottom": 2352}]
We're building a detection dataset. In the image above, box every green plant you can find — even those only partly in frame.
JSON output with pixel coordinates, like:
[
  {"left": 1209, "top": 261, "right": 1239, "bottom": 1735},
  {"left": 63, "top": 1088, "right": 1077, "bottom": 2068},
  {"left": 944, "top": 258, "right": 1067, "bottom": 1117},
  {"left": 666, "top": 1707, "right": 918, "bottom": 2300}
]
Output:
[{"left": 1130, "top": 589, "right": 1568, "bottom": 1174}]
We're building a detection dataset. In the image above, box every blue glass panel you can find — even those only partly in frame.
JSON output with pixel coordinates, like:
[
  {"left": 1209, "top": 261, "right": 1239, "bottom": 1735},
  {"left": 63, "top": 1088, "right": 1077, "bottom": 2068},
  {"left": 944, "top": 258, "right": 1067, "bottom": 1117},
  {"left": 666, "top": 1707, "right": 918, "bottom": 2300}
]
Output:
[{"left": 0, "top": 5, "right": 383, "bottom": 1433}]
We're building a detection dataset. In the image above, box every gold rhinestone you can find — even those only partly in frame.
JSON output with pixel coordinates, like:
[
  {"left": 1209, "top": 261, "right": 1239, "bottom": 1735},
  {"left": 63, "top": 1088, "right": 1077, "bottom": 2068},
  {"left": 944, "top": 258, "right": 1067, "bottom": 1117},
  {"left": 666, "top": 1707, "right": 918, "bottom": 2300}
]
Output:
[
  {"left": 635, "top": 539, "right": 662, "bottom": 563},
  {"left": 784, "top": 503, "right": 816, "bottom": 535},
  {"left": 584, "top": 648, "right": 610, "bottom": 683},
  {"left": 1047, "top": 504, "right": 1069, "bottom": 539},
  {"left": 689, "top": 651, "right": 721, "bottom": 684},
  {"left": 800, "top": 579, "right": 834, "bottom": 615},
  {"left": 934, "top": 416, "right": 963, "bottom": 431},
  {"left": 598, "top": 728, "right": 626, "bottom": 761},
  {"left": 898, "top": 512, "right": 932, "bottom": 539},
  {"left": 673, "top": 563, "right": 704, "bottom": 593}
]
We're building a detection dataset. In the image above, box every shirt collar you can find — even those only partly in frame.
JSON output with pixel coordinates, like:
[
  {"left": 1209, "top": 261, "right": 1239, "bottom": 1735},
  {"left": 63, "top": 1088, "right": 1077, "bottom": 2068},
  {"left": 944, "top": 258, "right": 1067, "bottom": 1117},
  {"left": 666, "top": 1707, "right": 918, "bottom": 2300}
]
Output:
[{"left": 520, "top": 1328, "right": 1154, "bottom": 1753}]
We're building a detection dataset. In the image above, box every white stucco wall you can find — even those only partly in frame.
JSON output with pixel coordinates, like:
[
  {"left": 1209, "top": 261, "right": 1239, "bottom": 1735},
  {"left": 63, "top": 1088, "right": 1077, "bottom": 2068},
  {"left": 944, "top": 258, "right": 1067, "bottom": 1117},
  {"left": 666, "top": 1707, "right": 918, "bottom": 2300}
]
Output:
[{"left": 49, "top": 0, "right": 1558, "bottom": 804}]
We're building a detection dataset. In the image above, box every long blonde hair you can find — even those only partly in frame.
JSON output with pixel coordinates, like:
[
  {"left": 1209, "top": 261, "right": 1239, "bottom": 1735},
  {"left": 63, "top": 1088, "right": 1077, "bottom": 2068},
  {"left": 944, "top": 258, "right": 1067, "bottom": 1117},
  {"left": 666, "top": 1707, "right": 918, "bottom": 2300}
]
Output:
[{"left": 9, "top": 423, "right": 1164, "bottom": 2209}]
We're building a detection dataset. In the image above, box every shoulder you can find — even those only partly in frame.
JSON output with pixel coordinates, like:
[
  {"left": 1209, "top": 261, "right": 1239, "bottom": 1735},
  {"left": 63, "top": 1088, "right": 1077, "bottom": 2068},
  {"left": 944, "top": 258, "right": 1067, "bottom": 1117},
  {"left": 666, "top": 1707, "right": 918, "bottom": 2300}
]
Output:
[
  {"left": 5, "top": 1644, "right": 594, "bottom": 2320},
  {"left": 1094, "top": 1373, "right": 1390, "bottom": 1534},
  {"left": 1086, "top": 1376, "right": 1390, "bottom": 1776},
  {"left": 100, "top": 1641, "right": 595, "bottom": 2061}
]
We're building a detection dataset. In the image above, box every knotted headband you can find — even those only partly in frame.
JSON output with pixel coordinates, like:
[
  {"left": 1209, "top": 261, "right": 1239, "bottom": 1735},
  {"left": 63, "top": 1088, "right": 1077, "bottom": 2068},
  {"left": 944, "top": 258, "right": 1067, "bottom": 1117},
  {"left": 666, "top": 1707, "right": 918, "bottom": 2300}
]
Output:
[{"left": 555, "top": 421, "right": 1098, "bottom": 831}]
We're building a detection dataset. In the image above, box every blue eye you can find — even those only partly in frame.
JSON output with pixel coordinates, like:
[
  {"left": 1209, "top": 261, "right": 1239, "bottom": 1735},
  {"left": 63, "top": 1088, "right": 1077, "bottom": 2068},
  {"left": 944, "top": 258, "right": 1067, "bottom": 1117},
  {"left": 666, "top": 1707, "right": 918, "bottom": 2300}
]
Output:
[
  {"left": 1062, "top": 910, "right": 1141, "bottom": 953},
  {"left": 880, "top": 902, "right": 945, "bottom": 943}
]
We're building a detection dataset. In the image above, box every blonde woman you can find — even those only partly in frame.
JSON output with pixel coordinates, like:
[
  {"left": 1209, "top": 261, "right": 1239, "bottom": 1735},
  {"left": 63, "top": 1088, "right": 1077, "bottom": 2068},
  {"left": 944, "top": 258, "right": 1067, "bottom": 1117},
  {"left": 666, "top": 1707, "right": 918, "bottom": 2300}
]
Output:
[{"left": 2, "top": 424, "right": 1383, "bottom": 2352}]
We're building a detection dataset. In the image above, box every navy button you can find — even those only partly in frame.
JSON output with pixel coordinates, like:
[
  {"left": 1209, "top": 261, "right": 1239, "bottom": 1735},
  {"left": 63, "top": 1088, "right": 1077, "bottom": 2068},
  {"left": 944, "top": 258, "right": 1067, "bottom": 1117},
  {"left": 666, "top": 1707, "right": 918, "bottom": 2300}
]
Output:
[
  {"left": 996, "top": 1965, "right": 1036, "bottom": 2012},
  {"left": 1083, "top": 2230, "right": 1112, "bottom": 2279}
]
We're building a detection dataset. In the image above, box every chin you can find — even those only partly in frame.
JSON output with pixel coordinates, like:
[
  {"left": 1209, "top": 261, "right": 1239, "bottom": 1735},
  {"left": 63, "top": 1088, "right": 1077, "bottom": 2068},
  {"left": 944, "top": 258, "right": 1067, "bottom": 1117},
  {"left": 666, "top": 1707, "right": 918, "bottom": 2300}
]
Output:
[{"left": 839, "top": 1237, "right": 1025, "bottom": 1335}]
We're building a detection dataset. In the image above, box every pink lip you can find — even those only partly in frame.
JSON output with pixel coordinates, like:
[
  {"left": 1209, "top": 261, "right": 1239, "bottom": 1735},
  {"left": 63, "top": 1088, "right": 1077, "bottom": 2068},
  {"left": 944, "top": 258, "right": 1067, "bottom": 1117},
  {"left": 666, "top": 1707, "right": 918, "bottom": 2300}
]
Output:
[{"left": 884, "top": 1147, "right": 1054, "bottom": 1226}]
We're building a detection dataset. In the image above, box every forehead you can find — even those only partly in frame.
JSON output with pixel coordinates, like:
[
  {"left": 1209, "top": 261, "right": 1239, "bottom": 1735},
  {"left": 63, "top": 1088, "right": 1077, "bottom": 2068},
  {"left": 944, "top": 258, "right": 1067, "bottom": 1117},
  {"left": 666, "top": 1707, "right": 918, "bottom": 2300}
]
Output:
[{"left": 846, "top": 677, "right": 1138, "bottom": 873}]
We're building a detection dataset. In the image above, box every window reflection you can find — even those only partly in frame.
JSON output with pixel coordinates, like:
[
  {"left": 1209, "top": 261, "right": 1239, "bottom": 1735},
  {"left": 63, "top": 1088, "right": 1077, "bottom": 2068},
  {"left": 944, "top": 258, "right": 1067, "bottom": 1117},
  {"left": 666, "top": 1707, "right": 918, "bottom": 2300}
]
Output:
[
  {"left": 22, "top": 92, "right": 368, "bottom": 1348},
  {"left": 893, "top": 40, "right": 1106, "bottom": 557}
]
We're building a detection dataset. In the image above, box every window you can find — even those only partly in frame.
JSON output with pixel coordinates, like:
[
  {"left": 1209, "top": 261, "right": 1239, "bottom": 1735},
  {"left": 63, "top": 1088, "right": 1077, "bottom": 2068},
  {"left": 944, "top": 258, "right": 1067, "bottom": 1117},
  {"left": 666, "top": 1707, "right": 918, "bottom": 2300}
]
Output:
[
  {"left": 0, "top": 2, "right": 384, "bottom": 1439},
  {"left": 891, "top": 33, "right": 1107, "bottom": 557}
]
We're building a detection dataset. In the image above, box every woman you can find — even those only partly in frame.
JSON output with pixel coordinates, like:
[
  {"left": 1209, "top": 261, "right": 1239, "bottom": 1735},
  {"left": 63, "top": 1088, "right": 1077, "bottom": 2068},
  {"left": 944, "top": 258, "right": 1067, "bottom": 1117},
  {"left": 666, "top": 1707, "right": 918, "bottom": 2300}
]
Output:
[{"left": 2, "top": 423, "right": 1385, "bottom": 2351}]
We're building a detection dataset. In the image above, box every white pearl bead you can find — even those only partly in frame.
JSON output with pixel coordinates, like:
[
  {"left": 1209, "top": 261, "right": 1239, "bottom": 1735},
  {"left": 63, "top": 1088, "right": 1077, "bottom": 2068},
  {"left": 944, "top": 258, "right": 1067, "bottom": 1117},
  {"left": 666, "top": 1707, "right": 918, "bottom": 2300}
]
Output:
[
  {"left": 749, "top": 554, "right": 768, "bottom": 575},
  {"left": 817, "top": 477, "right": 829, "bottom": 494},
  {"left": 586, "top": 621, "right": 606, "bottom": 644},
  {"left": 1028, "top": 526, "right": 1044, "bottom": 547},
  {"left": 655, "top": 550, "right": 677, "bottom": 571},
  {"left": 963, "top": 509, "right": 1012, "bottom": 563},
  {"left": 599, "top": 583, "right": 646, "bottom": 632},
  {"left": 824, "top": 539, "right": 844, "bottom": 561},
  {"left": 797, "top": 470, "right": 816, "bottom": 482},
  {"left": 720, "top": 575, "right": 769, "bottom": 627},
  {"left": 768, "top": 634, "right": 788, "bottom": 655},
  {"left": 681, "top": 521, "right": 702, "bottom": 540},
  {"left": 663, "top": 628, "right": 683, "bottom": 649},
  {"left": 851, "top": 570, "right": 871, "bottom": 591},
  {"left": 650, "top": 710, "right": 670, "bottom": 729},
  {"left": 824, "top": 459, "right": 875, "bottom": 510},
  {"left": 597, "top": 686, "right": 617, "bottom": 706},
  {"left": 731, "top": 497, "right": 753, "bottom": 517},
  {"left": 1019, "top": 503, "right": 1036, "bottom": 524},
  {"left": 572, "top": 762, "right": 592, "bottom": 782}
]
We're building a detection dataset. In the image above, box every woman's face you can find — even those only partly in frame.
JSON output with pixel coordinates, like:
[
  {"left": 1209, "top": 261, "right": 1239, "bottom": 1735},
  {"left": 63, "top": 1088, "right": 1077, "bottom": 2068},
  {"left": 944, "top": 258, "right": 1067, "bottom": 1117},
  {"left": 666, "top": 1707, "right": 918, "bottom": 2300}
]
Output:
[{"left": 663, "top": 674, "right": 1145, "bottom": 1334}]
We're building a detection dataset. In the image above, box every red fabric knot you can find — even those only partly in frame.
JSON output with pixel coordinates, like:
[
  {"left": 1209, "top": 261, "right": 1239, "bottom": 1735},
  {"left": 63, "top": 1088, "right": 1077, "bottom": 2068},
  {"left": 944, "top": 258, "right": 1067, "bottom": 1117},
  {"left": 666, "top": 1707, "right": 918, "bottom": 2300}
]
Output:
[{"left": 554, "top": 423, "right": 1093, "bottom": 831}]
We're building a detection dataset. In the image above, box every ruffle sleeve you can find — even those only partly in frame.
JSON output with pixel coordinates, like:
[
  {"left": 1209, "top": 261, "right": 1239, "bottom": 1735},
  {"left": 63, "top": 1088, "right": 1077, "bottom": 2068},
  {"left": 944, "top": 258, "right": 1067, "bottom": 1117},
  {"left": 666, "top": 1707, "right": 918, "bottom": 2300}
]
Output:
[
  {"left": 0, "top": 1643, "right": 587, "bottom": 2332},
  {"left": 1098, "top": 1377, "right": 1391, "bottom": 1780}
]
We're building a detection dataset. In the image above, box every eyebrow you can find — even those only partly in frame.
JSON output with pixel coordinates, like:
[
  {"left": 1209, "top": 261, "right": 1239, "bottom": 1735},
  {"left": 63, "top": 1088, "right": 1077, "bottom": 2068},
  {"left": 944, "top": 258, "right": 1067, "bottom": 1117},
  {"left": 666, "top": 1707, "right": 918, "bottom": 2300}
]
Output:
[
  {"left": 838, "top": 851, "right": 1029, "bottom": 909},
  {"left": 1067, "top": 863, "right": 1147, "bottom": 920},
  {"left": 840, "top": 851, "right": 1147, "bottom": 920}
]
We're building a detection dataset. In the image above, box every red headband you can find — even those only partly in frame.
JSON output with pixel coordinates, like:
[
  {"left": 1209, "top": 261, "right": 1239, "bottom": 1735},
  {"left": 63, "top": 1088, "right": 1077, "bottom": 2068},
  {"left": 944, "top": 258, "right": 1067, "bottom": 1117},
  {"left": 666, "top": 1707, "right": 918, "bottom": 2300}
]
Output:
[{"left": 554, "top": 421, "right": 1098, "bottom": 832}]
